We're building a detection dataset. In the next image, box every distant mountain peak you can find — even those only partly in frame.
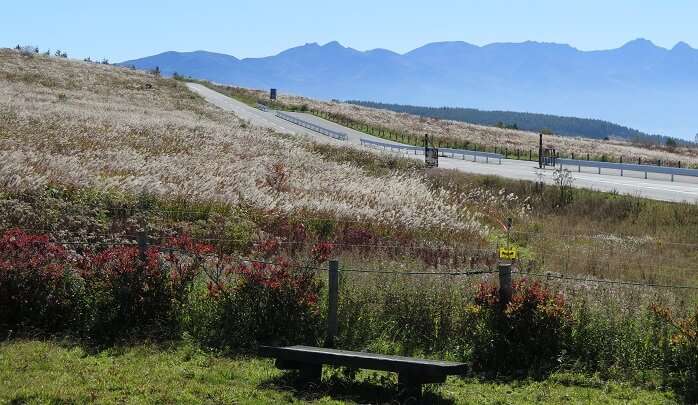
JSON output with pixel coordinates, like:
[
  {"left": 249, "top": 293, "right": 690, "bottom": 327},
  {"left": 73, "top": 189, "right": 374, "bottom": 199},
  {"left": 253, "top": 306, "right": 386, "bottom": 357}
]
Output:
[
  {"left": 404, "top": 41, "right": 479, "bottom": 58},
  {"left": 323, "top": 40, "right": 344, "bottom": 48},
  {"left": 621, "top": 38, "right": 660, "bottom": 49},
  {"left": 672, "top": 41, "right": 694, "bottom": 51},
  {"left": 120, "top": 38, "right": 698, "bottom": 138}
]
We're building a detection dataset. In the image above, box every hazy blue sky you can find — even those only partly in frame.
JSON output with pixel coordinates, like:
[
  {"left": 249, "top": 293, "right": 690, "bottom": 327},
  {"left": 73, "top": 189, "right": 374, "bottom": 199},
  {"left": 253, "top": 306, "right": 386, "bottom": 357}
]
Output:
[{"left": 3, "top": 1, "right": 697, "bottom": 62}]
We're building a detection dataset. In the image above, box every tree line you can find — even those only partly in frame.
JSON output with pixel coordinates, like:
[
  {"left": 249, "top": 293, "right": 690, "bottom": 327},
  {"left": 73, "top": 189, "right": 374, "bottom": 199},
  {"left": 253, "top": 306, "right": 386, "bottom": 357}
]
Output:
[{"left": 348, "top": 101, "right": 694, "bottom": 147}]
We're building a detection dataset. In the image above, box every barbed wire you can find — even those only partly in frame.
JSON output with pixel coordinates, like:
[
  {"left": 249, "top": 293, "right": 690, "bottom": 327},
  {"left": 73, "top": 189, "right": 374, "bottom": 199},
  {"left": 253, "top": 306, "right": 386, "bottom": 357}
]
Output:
[
  {"left": 5, "top": 199, "right": 698, "bottom": 249},
  {"left": 510, "top": 230, "right": 698, "bottom": 248},
  {"left": 3, "top": 230, "right": 697, "bottom": 290},
  {"left": 338, "top": 268, "right": 497, "bottom": 276},
  {"left": 516, "top": 271, "right": 698, "bottom": 291},
  {"left": 0, "top": 202, "right": 478, "bottom": 232},
  {"left": 0, "top": 227, "right": 496, "bottom": 254},
  {"left": 101, "top": 206, "right": 406, "bottom": 227}
]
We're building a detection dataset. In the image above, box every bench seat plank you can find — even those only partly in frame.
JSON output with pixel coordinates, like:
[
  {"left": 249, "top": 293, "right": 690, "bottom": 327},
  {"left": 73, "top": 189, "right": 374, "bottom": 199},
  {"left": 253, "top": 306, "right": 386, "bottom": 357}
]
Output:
[{"left": 259, "top": 345, "right": 468, "bottom": 378}]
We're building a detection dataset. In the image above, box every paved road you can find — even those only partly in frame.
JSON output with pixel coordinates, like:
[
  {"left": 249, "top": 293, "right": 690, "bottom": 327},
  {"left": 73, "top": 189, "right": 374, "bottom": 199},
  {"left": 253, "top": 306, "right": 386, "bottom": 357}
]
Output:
[{"left": 187, "top": 83, "right": 698, "bottom": 204}]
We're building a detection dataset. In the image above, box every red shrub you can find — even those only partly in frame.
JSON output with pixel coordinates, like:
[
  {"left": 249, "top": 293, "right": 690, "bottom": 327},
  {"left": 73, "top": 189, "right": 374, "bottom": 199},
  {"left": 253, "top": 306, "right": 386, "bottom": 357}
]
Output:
[
  {"left": 254, "top": 238, "right": 281, "bottom": 259},
  {"left": 338, "top": 227, "right": 375, "bottom": 246},
  {"left": 468, "top": 279, "right": 569, "bottom": 374},
  {"left": 78, "top": 236, "right": 214, "bottom": 337},
  {"left": 0, "top": 229, "right": 84, "bottom": 333},
  {"left": 310, "top": 242, "right": 335, "bottom": 264},
  {"left": 208, "top": 254, "right": 322, "bottom": 348}
]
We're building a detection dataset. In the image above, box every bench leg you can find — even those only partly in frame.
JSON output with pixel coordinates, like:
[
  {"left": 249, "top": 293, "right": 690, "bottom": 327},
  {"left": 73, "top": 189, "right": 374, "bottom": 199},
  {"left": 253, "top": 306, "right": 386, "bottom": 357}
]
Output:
[
  {"left": 275, "top": 359, "right": 322, "bottom": 382},
  {"left": 298, "top": 364, "right": 322, "bottom": 381},
  {"left": 398, "top": 372, "right": 422, "bottom": 400}
]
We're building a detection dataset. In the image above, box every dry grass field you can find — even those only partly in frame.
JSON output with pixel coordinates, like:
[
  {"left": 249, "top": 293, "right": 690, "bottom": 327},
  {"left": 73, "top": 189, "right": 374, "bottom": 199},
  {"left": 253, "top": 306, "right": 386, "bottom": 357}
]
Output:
[{"left": 0, "top": 49, "right": 487, "bottom": 236}]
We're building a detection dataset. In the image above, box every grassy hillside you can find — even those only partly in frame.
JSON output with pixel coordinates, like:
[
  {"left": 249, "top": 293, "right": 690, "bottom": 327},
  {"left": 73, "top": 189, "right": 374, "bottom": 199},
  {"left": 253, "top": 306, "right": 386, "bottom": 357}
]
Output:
[
  {"left": 2, "top": 48, "right": 698, "bottom": 403},
  {"left": 0, "top": 49, "right": 484, "bottom": 237}
]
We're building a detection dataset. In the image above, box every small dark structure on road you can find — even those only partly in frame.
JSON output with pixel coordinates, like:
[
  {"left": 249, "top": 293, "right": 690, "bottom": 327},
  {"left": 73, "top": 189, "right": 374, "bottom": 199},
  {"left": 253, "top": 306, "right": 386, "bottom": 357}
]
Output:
[
  {"left": 424, "top": 134, "right": 439, "bottom": 168},
  {"left": 270, "top": 88, "right": 277, "bottom": 100}
]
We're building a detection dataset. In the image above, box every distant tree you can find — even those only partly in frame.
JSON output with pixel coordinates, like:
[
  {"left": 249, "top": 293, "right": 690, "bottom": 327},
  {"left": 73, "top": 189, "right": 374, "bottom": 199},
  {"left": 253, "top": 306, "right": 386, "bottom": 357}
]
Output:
[
  {"left": 101, "top": 59, "right": 109, "bottom": 65},
  {"left": 20, "top": 45, "right": 36, "bottom": 57},
  {"left": 15, "top": 45, "right": 21, "bottom": 50},
  {"left": 61, "top": 51, "right": 67, "bottom": 58},
  {"left": 44, "top": 49, "right": 51, "bottom": 56},
  {"left": 83, "top": 56, "right": 92, "bottom": 62},
  {"left": 152, "top": 66, "right": 161, "bottom": 77},
  {"left": 695, "top": 133, "right": 698, "bottom": 144},
  {"left": 54, "top": 49, "right": 62, "bottom": 57},
  {"left": 665, "top": 137, "right": 678, "bottom": 149},
  {"left": 34, "top": 47, "right": 39, "bottom": 53}
]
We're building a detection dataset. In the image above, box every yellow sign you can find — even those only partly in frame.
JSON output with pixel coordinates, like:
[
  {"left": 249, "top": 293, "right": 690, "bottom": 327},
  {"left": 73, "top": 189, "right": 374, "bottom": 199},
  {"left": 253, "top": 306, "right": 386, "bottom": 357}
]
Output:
[{"left": 499, "top": 246, "right": 518, "bottom": 260}]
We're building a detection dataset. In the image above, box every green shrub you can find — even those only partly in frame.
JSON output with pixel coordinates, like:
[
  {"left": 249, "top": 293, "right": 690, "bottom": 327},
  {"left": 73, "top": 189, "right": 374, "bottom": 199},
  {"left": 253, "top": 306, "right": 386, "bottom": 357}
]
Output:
[
  {"left": 650, "top": 304, "right": 698, "bottom": 402},
  {"left": 566, "top": 298, "right": 667, "bottom": 378}
]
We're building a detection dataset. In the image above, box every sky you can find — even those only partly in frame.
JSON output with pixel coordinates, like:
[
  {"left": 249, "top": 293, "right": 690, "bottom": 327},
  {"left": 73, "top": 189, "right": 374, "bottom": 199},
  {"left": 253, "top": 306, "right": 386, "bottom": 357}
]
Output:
[{"left": 3, "top": 0, "right": 697, "bottom": 62}]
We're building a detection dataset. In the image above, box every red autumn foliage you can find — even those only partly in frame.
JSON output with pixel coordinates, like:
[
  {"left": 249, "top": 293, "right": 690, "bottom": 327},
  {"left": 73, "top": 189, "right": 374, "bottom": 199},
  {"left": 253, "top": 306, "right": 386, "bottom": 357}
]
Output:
[
  {"left": 470, "top": 278, "right": 569, "bottom": 373},
  {"left": 0, "top": 228, "right": 69, "bottom": 277},
  {"left": 337, "top": 227, "right": 375, "bottom": 246},
  {"left": 254, "top": 238, "right": 281, "bottom": 258},
  {"left": 310, "top": 242, "right": 335, "bottom": 264},
  {"left": 0, "top": 229, "right": 80, "bottom": 332}
]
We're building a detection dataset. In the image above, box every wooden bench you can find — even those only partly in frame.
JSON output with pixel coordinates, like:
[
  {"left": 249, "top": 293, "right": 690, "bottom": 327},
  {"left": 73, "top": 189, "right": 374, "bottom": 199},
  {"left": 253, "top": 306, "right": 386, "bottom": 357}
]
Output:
[{"left": 259, "top": 345, "right": 469, "bottom": 398}]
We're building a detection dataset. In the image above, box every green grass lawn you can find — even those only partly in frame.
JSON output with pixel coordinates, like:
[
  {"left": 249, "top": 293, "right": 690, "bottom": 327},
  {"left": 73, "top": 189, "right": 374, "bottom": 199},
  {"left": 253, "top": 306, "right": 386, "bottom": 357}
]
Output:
[{"left": 0, "top": 340, "right": 677, "bottom": 404}]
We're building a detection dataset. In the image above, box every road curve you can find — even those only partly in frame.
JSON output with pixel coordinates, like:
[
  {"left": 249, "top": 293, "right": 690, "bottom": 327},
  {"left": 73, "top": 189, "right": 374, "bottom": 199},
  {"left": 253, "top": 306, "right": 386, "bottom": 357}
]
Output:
[{"left": 186, "top": 83, "right": 698, "bottom": 204}]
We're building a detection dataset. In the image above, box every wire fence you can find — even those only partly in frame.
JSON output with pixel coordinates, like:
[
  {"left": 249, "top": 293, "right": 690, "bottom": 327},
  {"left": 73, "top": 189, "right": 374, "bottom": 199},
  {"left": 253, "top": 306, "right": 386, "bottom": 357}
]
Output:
[
  {"left": 4, "top": 200, "right": 698, "bottom": 249},
  {"left": 4, "top": 228, "right": 697, "bottom": 292},
  {"left": 3, "top": 200, "right": 698, "bottom": 293}
]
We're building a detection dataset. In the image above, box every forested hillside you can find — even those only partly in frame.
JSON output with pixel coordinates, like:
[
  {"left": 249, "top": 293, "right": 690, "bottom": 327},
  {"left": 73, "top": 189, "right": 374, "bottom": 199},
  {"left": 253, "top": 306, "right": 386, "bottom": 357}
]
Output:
[{"left": 349, "top": 100, "right": 691, "bottom": 146}]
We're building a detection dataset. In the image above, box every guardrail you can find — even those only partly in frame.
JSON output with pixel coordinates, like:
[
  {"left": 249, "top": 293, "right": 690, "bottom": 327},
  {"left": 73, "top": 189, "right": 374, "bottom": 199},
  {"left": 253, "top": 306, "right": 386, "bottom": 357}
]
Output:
[
  {"left": 275, "top": 112, "right": 348, "bottom": 141},
  {"left": 360, "top": 139, "right": 503, "bottom": 164},
  {"left": 557, "top": 159, "right": 698, "bottom": 182},
  {"left": 256, "top": 103, "right": 270, "bottom": 112},
  {"left": 360, "top": 138, "right": 422, "bottom": 154},
  {"left": 439, "top": 147, "right": 503, "bottom": 164}
]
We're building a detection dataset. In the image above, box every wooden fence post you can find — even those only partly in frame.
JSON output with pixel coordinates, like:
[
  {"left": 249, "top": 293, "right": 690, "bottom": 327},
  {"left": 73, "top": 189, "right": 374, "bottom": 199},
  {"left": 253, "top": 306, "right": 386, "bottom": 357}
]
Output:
[
  {"left": 325, "top": 260, "right": 339, "bottom": 348},
  {"left": 498, "top": 263, "right": 512, "bottom": 308},
  {"left": 137, "top": 230, "right": 148, "bottom": 262}
]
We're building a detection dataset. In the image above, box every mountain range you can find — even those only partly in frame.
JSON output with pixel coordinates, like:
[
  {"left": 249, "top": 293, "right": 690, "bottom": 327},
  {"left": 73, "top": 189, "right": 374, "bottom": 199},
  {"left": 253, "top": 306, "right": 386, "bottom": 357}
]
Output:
[{"left": 120, "top": 39, "right": 698, "bottom": 139}]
